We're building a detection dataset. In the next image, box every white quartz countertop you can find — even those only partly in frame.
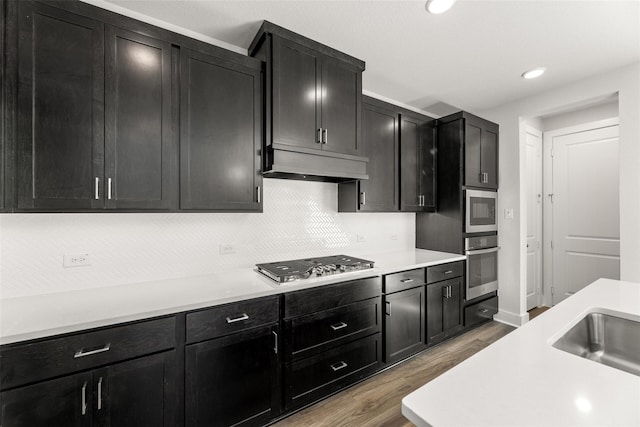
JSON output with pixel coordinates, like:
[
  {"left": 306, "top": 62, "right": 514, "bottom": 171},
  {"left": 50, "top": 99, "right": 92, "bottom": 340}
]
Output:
[
  {"left": 402, "top": 278, "right": 640, "bottom": 427},
  {"left": 1, "top": 249, "right": 464, "bottom": 345}
]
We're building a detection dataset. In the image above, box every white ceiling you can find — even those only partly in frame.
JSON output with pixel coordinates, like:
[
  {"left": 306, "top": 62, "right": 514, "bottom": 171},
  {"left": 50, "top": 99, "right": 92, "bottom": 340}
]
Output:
[{"left": 98, "top": 0, "right": 640, "bottom": 115}]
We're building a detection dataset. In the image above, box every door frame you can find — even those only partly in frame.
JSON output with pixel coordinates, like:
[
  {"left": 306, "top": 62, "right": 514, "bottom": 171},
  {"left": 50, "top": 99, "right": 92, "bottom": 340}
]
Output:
[
  {"left": 524, "top": 125, "right": 542, "bottom": 310},
  {"left": 541, "top": 117, "right": 619, "bottom": 306}
]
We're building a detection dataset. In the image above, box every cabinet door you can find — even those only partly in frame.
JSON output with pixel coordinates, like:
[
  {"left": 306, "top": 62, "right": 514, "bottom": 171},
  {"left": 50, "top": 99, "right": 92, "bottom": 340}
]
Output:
[
  {"left": 418, "top": 119, "right": 437, "bottom": 211},
  {"left": 272, "top": 37, "right": 321, "bottom": 150},
  {"left": 320, "top": 56, "right": 362, "bottom": 156},
  {"left": 465, "top": 118, "right": 499, "bottom": 189},
  {"left": 104, "top": 26, "right": 174, "bottom": 210},
  {"left": 180, "top": 48, "right": 262, "bottom": 211},
  {"left": 481, "top": 126, "right": 499, "bottom": 189},
  {"left": 0, "top": 372, "right": 92, "bottom": 427},
  {"left": 95, "top": 351, "right": 175, "bottom": 427},
  {"left": 358, "top": 101, "right": 398, "bottom": 212},
  {"left": 443, "top": 278, "right": 463, "bottom": 335},
  {"left": 426, "top": 282, "right": 445, "bottom": 345},
  {"left": 185, "top": 325, "right": 279, "bottom": 427},
  {"left": 384, "top": 287, "right": 425, "bottom": 364},
  {"left": 16, "top": 1, "right": 104, "bottom": 210}
]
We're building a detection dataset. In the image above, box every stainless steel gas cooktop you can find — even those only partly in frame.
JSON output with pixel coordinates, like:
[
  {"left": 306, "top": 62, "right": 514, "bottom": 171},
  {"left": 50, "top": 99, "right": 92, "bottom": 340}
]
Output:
[{"left": 256, "top": 255, "right": 375, "bottom": 283}]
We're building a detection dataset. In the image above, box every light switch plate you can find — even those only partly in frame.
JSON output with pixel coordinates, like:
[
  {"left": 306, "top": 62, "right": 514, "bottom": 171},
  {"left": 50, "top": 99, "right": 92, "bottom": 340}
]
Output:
[
  {"left": 504, "top": 208, "right": 514, "bottom": 220},
  {"left": 63, "top": 253, "right": 91, "bottom": 268}
]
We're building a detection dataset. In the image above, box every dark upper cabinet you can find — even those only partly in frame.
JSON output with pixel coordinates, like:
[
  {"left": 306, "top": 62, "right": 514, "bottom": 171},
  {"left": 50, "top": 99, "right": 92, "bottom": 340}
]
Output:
[
  {"left": 249, "top": 21, "right": 368, "bottom": 181},
  {"left": 104, "top": 26, "right": 175, "bottom": 210},
  {"left": 400, "top": 111, "right": 436, "bottom": 212},
  {"left": 15, "top": 1, "right": 105, "bottom": 210},
  {"left": 338, "top": 96, "right": 399, "bottom": 212},
  {"left": 462, "top": 113, "right": 499, "bottom": 189},
  {"left": 179, "top": 48, "right": 262, "bottom": 211},
  {"left": 14, "top": 1, "right": 175, "bottom": 211}
]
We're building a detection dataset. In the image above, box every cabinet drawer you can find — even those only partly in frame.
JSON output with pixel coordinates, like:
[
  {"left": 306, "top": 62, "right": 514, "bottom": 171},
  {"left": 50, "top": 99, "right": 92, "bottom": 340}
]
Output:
[
  {"left": 186, "top": 296, "right": 279, "bottom": 343},
  {"left": 284, "top": 276, "right": 381, "bottom": 318},
  {"left": 464, "top": 296, "right": 498, "bottom": 328},
  {"left": 427, "top": 261, "right": 464, "bottom": 284},
  {"left": 285, "top": 333, "right": 380, "bottom": 410},
  {"left": 285, "top": 298, "right": 381, "bottom": 361},
  {"left": 383, "top": 268, "right": 425, "bottom": 293},
  {"left": 0, "top": 316, "right": 175, "bottom": 390}
]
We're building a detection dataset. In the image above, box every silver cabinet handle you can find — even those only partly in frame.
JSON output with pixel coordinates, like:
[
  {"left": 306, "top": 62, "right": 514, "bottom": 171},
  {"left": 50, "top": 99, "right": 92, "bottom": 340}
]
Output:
[
  {"left": 317, "top": 128, "right": 322, "bottom": 144},
  {"left": 480, "top": 172, "right": 489, "bottom": 183},
  {"left": 385, "top": 301, "right": 391, "bottom": 316},
  {"left": 226, "top": 313, "right": 249, "bottom": 324},
  {"left": 257, "top": 186, "right": 261, "bottom": 204},
  {"left": 479, "top": 308, "right": 489, "bottom": 314},
  {"left": 322, "top": 128, "right": 328, "bottom": 144},
  {"left": 330, "top": 361, "right": 348, "bottom": 372},
  {"left": 74, "top": 344, "right": 111, "bottom": 358},
  {"left": 360, "top": 191, "right": 366, "bottom": 206},
  {"left": 444, "top": 270, "right": 453, "bottom": 275},
  {"left": 95, "top": 177, "right": 100, "bottom": 200},
  {"left": 330, "top": 322, "right": 348, "bottom": 331},
  {"left": 107, "top": 178, "right": 112, "bottom": 200},
  {"left": 272, "top": 330, "right": 278, "bottom": 355},
  {"left": 97, "top": 377, "right": 103, "bottom": 410},
  {"left": 81, "top": 382, "right": 88, "bottom": 415},
  {"left": 400, "top": 278, "right": 414, "bottom": 284}
]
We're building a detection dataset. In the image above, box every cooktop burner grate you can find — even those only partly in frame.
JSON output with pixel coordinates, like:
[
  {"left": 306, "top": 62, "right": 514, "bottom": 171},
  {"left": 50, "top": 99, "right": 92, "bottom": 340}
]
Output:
[{"left": 256, "top": 255, "right": 375, "bottom": 283}]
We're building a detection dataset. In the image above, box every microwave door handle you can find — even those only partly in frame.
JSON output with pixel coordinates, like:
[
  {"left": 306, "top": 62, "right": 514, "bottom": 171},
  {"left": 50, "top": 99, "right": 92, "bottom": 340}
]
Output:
[{"left": 466, "top": 246, "right": 500, "bottom": 256}]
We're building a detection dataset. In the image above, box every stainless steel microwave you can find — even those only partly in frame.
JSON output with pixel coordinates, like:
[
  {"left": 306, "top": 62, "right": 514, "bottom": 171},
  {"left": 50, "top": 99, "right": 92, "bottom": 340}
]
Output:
[{"left": 465, "top": 189, "right": 498, "bottom": 233}]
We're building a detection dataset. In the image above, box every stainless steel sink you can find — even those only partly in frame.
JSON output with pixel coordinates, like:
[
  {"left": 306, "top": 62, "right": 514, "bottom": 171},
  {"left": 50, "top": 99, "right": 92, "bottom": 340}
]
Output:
[{"left": 553, "top": 312, "right": 640, "bottom": 376}]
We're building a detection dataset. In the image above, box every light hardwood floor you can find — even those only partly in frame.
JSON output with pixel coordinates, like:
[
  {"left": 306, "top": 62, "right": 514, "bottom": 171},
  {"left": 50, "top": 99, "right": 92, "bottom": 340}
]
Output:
[
  {"left": 272, "top": 321, "right": 514, "bottom": 427},
  {"left": 528, "top": 306, "right": 551, "bottom": 320}
]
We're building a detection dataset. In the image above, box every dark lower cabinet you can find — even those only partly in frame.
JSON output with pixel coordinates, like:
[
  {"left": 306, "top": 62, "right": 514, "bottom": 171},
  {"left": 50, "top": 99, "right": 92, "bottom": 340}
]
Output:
[
  {"left": 384, "top": 286, "right": 425, "bottom": 364},
  {"left": 0, "top": 372, "right": 92, "bottom": 427},
  {"left": 0, "top": 351, "right": 176, "bottom": 427},
  {"left": 185, "top": 324, "right": 279, "bottom": 427},
  {"left": 426, "top": 277, "right": 463, "bottom": 346}
]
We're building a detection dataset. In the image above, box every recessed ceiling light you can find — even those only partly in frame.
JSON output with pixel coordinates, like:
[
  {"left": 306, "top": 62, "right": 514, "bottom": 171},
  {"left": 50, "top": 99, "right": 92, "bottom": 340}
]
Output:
[
  {"left": 522, "top": 67, "right": 546, "bottom": 79},
  {"left": 425, "top": 0, "right": 456, "bottom": 14}
]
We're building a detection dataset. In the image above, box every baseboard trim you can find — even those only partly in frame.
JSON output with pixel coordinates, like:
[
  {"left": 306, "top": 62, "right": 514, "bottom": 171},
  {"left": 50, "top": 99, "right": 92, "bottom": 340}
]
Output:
[{"left": 494, "top": 309, "right": 529, "bottom": 327}]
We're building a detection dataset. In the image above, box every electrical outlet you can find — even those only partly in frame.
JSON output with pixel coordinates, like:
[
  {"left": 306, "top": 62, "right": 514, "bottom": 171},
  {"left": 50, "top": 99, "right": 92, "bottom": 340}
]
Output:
[
  {"left": 63, "top": 253, "right": 91, "bottom": 268},
  {"left": 356, "top": 234, "right": 366, "bottom": 243},
  {"left": 219, "top": 244, "right": 236, "bottom": 255},
  {"left": 504, "top": 208, "right": 514, "bottom": 220},
  {"left": 390, "top": 234, "right": 398, "bottom": 241}
]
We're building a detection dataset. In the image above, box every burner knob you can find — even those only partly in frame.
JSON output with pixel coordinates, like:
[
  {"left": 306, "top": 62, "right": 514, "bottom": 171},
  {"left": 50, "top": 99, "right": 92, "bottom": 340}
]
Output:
[{"left": 339, "top": 265, "right": 347, "bottom": 272}]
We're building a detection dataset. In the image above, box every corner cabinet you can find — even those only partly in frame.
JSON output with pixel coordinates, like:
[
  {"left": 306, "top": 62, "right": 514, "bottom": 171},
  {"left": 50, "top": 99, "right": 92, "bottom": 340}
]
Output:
[
  {"left": 338, "top": 96, "right": 399, "bottom": 212},
  {"left": 400, "top": 111, "right": 437, "bottom": 212},
  {"left": 249, "top": 21, "right": 368, "bottom": 181},
  {"left": 14, "top": 1, "right": 176, "bottom": 211},
  {"left": 179, "top": 48, "right": 263, "bottom": 211}
]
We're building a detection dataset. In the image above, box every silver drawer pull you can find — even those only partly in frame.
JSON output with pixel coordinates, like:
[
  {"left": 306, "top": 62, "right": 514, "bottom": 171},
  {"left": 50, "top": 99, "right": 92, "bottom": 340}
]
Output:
[
  {"left": 74, "top": 344, "right": 111, "bottom": 358},
  {"left": 97, "top": 377, "right": 103, "bottom": 410},
  {"left": 226, "top": 313, "right": 249, "bottom": 324},
  {"left": 330, "top": 361, "right": 348, "bottom": 372},
  {"left": 400, "top": 278, "right": 414, "bottom": 283},
  {"left": 444, "top": 270, "right": 453, "bottom": 275},
  {"left": 330, "top": 322, "right": 348, "bottom": 331},
  {"left": 479, "top": 308, "right": 489, "bottom": 314},
  {"left": 81, "top": 382, "right": 88, "bottom": 415}
]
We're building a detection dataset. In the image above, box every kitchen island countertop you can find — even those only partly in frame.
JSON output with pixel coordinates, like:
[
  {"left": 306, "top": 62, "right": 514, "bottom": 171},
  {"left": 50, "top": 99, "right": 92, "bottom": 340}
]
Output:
[
  {"left": 1, "top": 249, "right": 464, "bottom": 345},
  {"left": 402, "top": 278, "right": 640, "bottom": 427}
]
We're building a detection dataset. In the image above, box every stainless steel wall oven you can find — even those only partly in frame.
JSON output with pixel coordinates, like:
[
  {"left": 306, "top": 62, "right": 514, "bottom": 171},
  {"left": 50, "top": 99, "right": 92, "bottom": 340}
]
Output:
[{"left": 465, "top": 235, "right": 499, "bottom": 300}]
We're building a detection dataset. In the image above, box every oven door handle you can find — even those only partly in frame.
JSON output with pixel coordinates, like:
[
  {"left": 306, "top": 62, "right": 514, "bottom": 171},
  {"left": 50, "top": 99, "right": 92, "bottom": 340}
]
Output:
[{"left": 466, "top": 246, "right": 500, "bottom": 256}]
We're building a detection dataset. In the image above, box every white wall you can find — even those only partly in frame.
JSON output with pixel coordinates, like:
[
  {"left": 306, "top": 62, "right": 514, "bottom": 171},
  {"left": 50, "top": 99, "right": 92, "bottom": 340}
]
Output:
[
  {"left": 542, "top": 100, "right": 618, "bottom": 132},
  {"left": 0, "top": 179, "right": 415, "bottom": 299},
  {"left": 480, "top": 62, "right": 640, "bottom": 326}
]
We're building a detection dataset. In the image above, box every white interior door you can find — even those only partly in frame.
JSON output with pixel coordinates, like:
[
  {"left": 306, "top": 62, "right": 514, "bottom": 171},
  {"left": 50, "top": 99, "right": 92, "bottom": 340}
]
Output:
[
  {"left": 550, "top": 121, "right": 620, "bottom": 304},
  {"left": 525, "top": 126, "right": 542, "bottom": 310}
]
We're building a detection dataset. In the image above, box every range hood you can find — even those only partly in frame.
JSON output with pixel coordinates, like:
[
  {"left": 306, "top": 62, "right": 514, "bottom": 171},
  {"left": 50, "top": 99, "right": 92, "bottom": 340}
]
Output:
[{"left": 263, "top": 143, "right": 369, "bottom": 183}]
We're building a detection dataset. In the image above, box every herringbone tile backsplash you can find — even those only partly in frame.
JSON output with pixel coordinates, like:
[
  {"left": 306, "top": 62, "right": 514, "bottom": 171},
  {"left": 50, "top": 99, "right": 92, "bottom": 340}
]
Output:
[{"left": 0, "top": 179, "right": 415, "bottom": 298}]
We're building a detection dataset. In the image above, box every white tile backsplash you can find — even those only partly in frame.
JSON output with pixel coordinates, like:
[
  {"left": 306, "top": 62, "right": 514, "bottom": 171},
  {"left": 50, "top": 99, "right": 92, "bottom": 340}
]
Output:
[{"left": 0, "top": 179, "right": 415, "bottom": 298}]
